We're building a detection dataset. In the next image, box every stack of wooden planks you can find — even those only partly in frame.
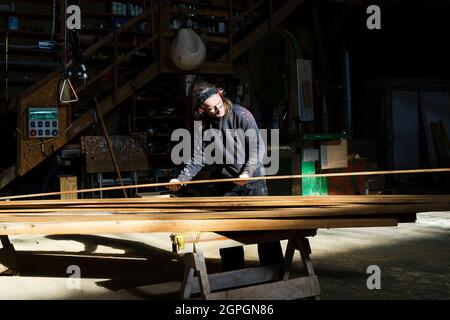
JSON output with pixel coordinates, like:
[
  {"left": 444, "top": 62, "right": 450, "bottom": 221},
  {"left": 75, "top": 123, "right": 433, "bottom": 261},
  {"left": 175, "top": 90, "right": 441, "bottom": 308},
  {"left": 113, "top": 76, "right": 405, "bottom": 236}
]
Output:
[{"left": 0, "top": 195, "right": 449, "bottom": 236}]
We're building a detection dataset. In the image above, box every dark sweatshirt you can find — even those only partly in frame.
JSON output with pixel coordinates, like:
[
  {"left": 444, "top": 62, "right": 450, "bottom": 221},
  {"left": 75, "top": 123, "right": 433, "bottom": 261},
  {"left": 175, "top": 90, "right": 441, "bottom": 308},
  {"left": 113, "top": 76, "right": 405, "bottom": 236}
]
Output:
[{"left": 177, "top": 104, "right": 265, "bottom": 182}]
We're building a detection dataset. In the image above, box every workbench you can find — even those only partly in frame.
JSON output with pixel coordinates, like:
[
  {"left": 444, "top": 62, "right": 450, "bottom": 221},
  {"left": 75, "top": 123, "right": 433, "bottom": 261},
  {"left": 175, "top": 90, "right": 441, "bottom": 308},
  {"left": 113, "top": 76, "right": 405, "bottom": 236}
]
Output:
[
  {"left": 1, "top": 193, "right": 447, "bottom": 299},
  {"left": 173, "top": 230, "right": 320, "bottom": 300}
]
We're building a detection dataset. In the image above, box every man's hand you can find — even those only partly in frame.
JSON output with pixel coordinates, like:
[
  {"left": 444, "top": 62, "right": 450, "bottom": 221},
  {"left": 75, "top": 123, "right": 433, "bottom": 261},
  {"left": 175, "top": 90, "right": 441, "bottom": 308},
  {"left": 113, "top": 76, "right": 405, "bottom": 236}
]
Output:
[
  {"left": 167, "top": 179, "right": 182, "bottom": 192},
  {"left": 234, "top": 173, "right": 250, "bottom": 186}
]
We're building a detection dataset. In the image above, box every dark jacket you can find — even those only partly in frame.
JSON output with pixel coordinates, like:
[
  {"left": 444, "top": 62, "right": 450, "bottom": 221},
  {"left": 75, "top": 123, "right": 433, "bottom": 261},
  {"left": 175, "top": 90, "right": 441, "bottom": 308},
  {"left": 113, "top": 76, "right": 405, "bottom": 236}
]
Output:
[{"left": 177, "top": 104, "right": 265, "bottom": 182}]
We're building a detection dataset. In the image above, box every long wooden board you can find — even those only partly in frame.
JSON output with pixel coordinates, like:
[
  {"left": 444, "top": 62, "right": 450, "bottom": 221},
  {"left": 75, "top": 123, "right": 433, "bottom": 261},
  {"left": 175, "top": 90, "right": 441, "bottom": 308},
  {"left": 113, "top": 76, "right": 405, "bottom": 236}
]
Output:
[
  {"left": 0, "top": 194, "right": 446, "bottom": 235},
  {"left": 0, "top": 218, "right": 398, "bottom": 236},
  {"left": 0, "top": 204, "right": 443, "bottom": 220}
]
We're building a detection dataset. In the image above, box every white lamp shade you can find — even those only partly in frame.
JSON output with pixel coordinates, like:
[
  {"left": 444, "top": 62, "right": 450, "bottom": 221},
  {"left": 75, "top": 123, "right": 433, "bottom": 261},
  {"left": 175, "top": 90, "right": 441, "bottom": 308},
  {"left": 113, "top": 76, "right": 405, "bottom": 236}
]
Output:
[{"left": 170, "top": 28, "right": 206, "bottom": 71}]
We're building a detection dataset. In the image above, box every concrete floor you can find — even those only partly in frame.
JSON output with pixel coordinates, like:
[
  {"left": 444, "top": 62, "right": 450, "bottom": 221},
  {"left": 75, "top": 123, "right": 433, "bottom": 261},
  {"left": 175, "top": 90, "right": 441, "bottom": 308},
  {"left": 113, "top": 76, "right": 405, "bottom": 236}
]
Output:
[{"left": 1, "top": 212, "right": 449, "bottom": 300}]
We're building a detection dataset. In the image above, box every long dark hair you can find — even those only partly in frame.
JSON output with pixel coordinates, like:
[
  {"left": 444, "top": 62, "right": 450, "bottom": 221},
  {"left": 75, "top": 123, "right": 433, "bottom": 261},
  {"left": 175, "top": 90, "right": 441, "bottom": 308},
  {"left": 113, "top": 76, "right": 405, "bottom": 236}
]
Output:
[{"left": 192, "top": 81, "right": 232, "bottom": 118}]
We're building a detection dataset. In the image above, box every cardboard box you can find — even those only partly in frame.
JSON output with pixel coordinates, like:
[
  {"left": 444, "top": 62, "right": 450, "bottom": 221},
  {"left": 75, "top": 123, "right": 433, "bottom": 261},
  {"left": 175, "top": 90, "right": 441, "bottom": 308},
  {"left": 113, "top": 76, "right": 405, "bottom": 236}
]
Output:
[{"left": 320, "top": 139, "right": 348, "bottom": 170}]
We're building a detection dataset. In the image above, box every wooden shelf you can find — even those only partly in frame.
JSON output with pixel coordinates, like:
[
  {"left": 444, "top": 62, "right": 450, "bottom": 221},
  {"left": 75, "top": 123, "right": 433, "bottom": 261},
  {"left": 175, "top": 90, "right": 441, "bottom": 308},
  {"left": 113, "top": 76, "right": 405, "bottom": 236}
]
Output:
[
  {"left": 170, "top": 0, "right": 243, "bottom": 11},
  {"left": 0, "top": 30, "right": 52, "bottom": 38},
  {"left": 80, "top": 27, "right": 152, "bottom": 36},
  {"left": 83, "top": 11, "right": 113, "bottom": 18},
  {"left": 0, "top": 62, "right": 59, "bottom": 74},
  {"left": 112, "top": 14, "right": 147, "bottom": 19},
  {"left": 167, "top": 7, "right": 230, "bottom": 18},
  {"left": 5, "top": 47, "right": 58, "bottom": 56},
  {"left": 165, "top": 31, "right": 228, "bottom": 43},
  {"left": 0, "top": 11, "right": 57, "bottom": 20},
  {"left": 81, "top": 28, "right": 112, "bottom": 34}
]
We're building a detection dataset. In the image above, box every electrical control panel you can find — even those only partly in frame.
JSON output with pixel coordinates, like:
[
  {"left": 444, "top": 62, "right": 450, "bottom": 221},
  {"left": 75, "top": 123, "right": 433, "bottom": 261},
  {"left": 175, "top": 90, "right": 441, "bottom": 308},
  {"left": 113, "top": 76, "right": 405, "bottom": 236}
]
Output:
[{"left": 28, "top": 107, "right": 59, "bottom": 138}]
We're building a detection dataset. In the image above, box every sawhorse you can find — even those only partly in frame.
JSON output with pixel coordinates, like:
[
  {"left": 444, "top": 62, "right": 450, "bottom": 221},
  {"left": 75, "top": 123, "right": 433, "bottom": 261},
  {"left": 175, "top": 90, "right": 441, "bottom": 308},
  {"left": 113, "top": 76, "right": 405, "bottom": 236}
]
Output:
[
  {"left": 176, "top": 230, "right": 321, "bottom": 300},
  {"left": 0, "top": 236, "right": 18, "bottom": 275}
]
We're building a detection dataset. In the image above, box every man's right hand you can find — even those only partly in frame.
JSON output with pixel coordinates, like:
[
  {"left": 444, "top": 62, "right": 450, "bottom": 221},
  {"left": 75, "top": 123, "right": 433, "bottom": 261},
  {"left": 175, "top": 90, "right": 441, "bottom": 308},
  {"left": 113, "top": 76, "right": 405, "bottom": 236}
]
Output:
[{"left": 167, "top": 179, "right": 182, "bottom": 192}]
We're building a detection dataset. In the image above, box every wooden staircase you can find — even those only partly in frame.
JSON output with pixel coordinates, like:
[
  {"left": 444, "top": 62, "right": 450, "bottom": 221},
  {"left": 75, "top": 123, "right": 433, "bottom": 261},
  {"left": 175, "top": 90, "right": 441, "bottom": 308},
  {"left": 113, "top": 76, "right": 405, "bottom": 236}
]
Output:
[{"left": 0, "top": 0, "right": 305, "bottom": 190}]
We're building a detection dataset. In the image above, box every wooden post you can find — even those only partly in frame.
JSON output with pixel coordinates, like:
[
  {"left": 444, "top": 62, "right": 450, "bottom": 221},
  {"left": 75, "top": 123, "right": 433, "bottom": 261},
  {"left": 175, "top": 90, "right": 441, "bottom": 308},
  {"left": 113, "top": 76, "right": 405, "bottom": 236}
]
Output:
[
  {"left": 94, "top": 98, "right": 128, "bottom": 198},
  {"left": 180, "top": 251, "right": 211, "bottom": 299},
  {"left": 296, "top": 236, "right": 321, "bottom": 299},
  {"left": 282, "top": 238, "right": 296, "bottom": 280},
  {"left": 180, "top": 267, "right": 196, "bottom": 299},
  {"left": 59, "top": 175, "right": 78, "bottom": 200},
  {"left": 0, "top": 235, "right": 18, "bottom": 275}
]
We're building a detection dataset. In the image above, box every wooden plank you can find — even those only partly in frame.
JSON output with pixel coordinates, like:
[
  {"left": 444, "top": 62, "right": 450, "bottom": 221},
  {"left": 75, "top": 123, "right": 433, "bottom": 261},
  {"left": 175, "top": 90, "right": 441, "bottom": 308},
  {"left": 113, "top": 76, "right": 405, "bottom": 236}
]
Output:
[
  {"left": 191, "top": 265, "right": 281, "bottom": 295},
  {"left": 3, "top": 168, "right": 450, "bottom": 200},
  {"left": 0, "top": 218, "right": 398, "bottom": 236},
  {"left": 297, "top": 237, "right": 315, "bottom": 276},
  {"left": 174, "top": 230, "right": 316, "bottom": 253},
  {"left": 193, "top": 252, "right": 211, "bottom": 296},
  {"left": 0, "top": 198, "right": 445, "bottom": 209},
  {"left": 180, "top": 267, "right": 196, "bottom": 299},
  {"left": 282, "top": 239, "right": 296, "bottom": 281},
  {"left": 59, "top": 175, "right": 77, "bottom": 200},
  {"left": 0, "top": 236, "right": 17, "bottom": 274},
  {"left": 0, "top": 194, "right": 445, "bottom": 203},
  {"left": 0, "top": 207, "right": 424, "bottom": 221},
  {"left": 0, "top": 204, "right": 440, "bottom": 219},
  {"left": 205, "top": 275, "right": 320, "bottom": 300},
  {"left": 215, "top": 230, "right": 316, "bottom": 244},
  {"left": 0, "top": 194, "right": 448, "bottom": 205},
  {"left": 0, "top": 235, "right": 11, "bottom": 247}
]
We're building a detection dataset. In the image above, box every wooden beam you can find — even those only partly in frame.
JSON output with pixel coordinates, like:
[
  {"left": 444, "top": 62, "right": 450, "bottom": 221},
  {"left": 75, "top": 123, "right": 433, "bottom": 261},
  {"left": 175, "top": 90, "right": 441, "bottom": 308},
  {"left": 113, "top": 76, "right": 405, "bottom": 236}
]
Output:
[
  {"left": 94, "top": 98, "right": 128, "bottom": 198},
  {"left": 0, "top": 236, "right": 17, "bottom": 274},
  {"left": 220, "top": 0, "right": 306, "bottom": 61},
  {"left": 191, "top": 265, "right": 281, "bottom": 294},
  {"left": 77, "top": 35, "right": 157, "bottom": 96},
  {"left": 0, "top": 205, "right": 436, "bottom": 221},
  {"left": 3, "top": 168, "right": 450, "bottom": 200},
  {"left": 59, "top": 175, "right": 77, "bottom": 200},
  {"left": 66, "top": 62, "right": 159, "bottom": 144},
  {"left": 0, "top": 218, "right": 398, "bottom": 236}
]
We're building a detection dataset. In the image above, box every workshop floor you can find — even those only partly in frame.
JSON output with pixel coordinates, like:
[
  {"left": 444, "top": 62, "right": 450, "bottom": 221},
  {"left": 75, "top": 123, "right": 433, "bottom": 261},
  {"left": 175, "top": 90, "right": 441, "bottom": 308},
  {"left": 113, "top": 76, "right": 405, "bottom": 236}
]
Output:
[{"left": 1, "top": 212, "right": 449, "bottom": 300}]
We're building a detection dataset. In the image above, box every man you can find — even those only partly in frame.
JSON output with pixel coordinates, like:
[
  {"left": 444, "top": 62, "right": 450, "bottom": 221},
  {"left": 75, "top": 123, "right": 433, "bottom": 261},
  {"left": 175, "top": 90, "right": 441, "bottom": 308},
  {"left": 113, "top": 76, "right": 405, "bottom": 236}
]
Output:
[{"left": 168, "top": 81, "right": 283, "bottom": 271}]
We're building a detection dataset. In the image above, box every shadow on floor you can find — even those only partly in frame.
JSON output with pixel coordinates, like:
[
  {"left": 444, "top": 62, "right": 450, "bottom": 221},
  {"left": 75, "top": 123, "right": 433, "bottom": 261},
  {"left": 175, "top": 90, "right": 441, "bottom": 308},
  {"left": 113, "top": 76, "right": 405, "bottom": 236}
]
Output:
[
  {"left": 11, "top": 234, "right": 224, "bottom": 293},
  {"left": 6, "top": 224, "right": 450, "bottom": 299}
]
